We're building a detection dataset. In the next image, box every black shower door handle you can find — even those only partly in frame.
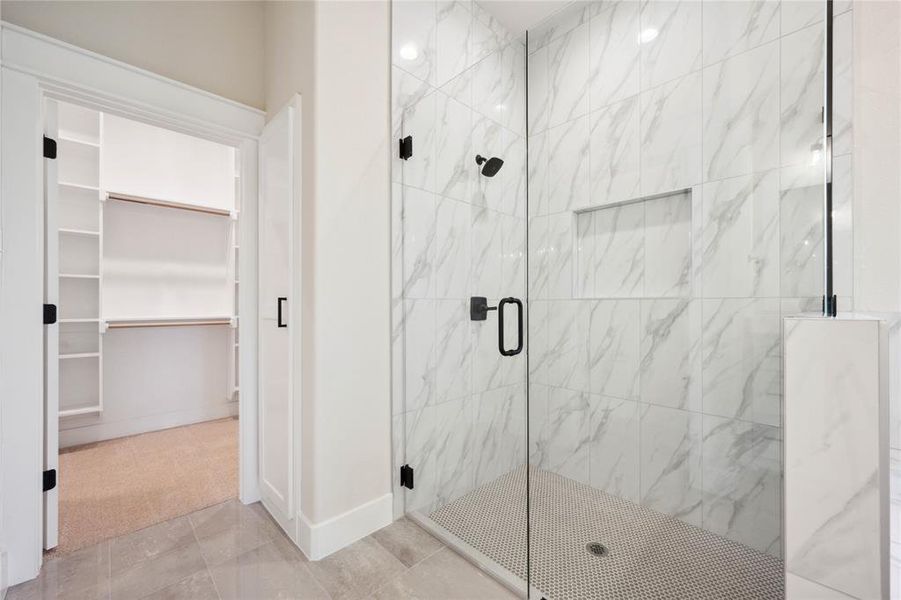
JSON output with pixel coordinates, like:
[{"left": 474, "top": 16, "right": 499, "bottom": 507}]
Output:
[
  {"left": 498, "top": 297, "right": 523, "bottom": 357},
  {"left": 277, "top": 297, "right": 287, "bottom": 327}
]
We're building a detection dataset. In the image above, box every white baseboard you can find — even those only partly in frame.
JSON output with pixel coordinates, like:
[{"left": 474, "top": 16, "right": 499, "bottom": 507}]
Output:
[
  {"left": 297, "top": 493, "right": 393, "bottom": 561},
  {"left": 59, "top": 402, "right": 238, "bottom": 447}
]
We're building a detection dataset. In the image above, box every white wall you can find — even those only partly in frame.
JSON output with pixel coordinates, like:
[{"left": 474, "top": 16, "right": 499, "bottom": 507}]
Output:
[
  {"left": 264, "top": 0, "right": 393, "bottom": 556},
  {"left": 102, "top": 202, "right": 233, "bottom": 320},
  {"left": 60, "top": 326, "right": 236, "bottom": 448},
  {"left": 852, "top": 0, "right": 901, "bottom": 314},
  {"left": 0, "top": 0, "right": 265, "bottom": 109},
  {"left": 306, "top": 0, "right": 391, "bottom": 526},
  {"left": 101, "top": 114, "right": 236, "bottom": 211}
]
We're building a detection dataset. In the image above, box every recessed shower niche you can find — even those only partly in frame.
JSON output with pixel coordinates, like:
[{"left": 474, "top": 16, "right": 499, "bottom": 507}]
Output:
[{"left": 574, "top": 189, "right": 692, "bottom": 299}]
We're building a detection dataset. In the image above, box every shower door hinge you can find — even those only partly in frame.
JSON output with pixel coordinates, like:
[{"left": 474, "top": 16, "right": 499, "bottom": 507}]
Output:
[
  {"left": 43, "top": 469, "right": 57, "bottom": 492},
  {"left": 823, "top": 294, "right": 838, "bottom": 317},
  {"left": 43, "top": 303, "right": 57, "bottom": 325},
  {"left": 399, "top": 135, "right": 413, "bottom": 160},
  {"left": 400, "top": 464, "right": 414, "bottom": 490},
  {"left": 43, "top": 136, "right": 57, "bottom": 159}
]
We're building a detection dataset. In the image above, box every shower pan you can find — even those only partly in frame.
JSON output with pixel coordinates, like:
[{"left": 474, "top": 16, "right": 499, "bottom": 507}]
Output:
[{"left": 392, "top": 1, "right": 832, "bottom": 598}]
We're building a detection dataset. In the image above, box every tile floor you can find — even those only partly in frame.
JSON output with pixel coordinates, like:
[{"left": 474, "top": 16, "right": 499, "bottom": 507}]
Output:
[
  {"left": 57, "top": 418, "right": 239, "bottom": 553},
  {"left": 431, "top": 467, "right": 783, "bottom": 600},
  {"left": 8, "top": 498, "right": 518, "bottom": 600}
]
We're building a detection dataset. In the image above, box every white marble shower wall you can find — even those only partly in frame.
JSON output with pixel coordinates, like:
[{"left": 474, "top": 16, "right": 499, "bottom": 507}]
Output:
[
  {"left": 391, "top": 1, "right": 529, "bottom": 518},
  {"left": 527, "top": 0, "right": 851, "bottom": 559}
]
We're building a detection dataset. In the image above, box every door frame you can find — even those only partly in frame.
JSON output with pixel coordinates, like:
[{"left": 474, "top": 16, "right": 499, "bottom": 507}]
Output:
[{"left": 0, "top": 22, "right": 265, "bottom": 587}]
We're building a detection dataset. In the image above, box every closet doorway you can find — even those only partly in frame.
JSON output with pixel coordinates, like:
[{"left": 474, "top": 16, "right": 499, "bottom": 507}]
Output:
[{"left": 44, "top": 100, "right": 243, "bottom": 553}]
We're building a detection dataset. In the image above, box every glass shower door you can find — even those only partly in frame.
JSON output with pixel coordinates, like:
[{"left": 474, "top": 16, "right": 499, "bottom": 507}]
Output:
[{"left": 391, "top": 1, "right": 531, "bottom": 595}]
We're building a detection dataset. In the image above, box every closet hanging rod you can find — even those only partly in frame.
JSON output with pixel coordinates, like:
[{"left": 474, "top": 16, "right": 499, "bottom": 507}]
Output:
[
  {"left": 106, "top": 192, "right": 232, "bottom": 217},
  {"left": 107, "top": 320, "right": 233, "bottom": 329}
]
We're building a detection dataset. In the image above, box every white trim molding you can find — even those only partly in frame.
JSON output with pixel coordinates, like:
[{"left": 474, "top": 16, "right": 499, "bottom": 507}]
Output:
[
  {"left": 0, "top": 22, "right": 263, "bottom": 587},
  {"left": 1, "top": 63, "right": 44, "bottom": 591},
  {"left": 0, "top": 22, "right": 263, "bottom": 143},
  {"left": 297, "top": 494, "right": 394, "bottom": 561}
]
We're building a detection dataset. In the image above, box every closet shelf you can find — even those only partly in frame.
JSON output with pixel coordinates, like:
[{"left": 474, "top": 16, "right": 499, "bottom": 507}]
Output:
[
  {"left": 106, "top": 191, "right": 233, "bottom": 217},
  {"left": 58, "top": 135, "right": 101, "bottom": 148},
  {"left": 60, "top": 405, "right": 102, "bottom": 418},
  {"left": 59, "top": 273, "right": 100, "bottom": 280},
  {"left": 59, "top": 228, "right": 100, "bottom": 237},
  {"left": 59, "top": 182, "right": 100, "bottom": 192},
  {"left": 60, "top": 352, "right": 100, "bottom": 360}
]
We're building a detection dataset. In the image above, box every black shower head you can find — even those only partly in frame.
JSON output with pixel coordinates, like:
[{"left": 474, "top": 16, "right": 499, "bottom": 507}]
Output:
[{"left": 475, "top": 154, "right": 504, "bottom": 177}]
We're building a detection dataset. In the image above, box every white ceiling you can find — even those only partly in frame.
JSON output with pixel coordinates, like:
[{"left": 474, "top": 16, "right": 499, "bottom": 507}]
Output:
[{"left": 477, "top": 0, "right": 570, "bottom": 37}]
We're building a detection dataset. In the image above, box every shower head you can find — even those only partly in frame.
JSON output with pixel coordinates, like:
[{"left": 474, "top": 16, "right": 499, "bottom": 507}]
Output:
[{"left": 475, "top": 154, "right": 504, "bottom": 177}]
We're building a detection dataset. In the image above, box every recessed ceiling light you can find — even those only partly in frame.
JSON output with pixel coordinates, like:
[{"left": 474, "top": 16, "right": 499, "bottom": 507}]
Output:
[
  {"left": 639, "top": 28, "right": 659, "bottom": 44},
  {"left": 399, "top": 43, "right": 419, "bottom": 61}
]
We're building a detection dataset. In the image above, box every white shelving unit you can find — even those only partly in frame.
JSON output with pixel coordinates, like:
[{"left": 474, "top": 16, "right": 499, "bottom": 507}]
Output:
[
  {"left": 51, "top": 102, "right": 240, "bottom": 445},
  {"left": 229, "top": 157, "right": 241, "bottom": 403},
  {"left": 57, "top": 103, "right": 103, "bottom": 417}
]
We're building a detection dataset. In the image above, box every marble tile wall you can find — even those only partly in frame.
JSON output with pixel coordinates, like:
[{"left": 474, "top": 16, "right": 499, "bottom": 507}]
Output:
[
  {"left": 784, "top": 317, "right": 889, "bottom": 600},
  {"left": 391, "top": 1, "right": 528, "bottom": 518},
  {"left": 527, "top": 0, "right": 851, "bottom": 559}
]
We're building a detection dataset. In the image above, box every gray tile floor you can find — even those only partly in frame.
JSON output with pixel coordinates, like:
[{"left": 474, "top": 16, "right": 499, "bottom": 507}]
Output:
[{"left": 8, "top": 499, "right": 517, "bottom": 600}]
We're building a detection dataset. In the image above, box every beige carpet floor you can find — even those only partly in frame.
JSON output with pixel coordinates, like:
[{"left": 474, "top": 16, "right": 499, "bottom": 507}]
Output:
[{"left": 55, "top": 417, "right": 238, "bottom": 554}]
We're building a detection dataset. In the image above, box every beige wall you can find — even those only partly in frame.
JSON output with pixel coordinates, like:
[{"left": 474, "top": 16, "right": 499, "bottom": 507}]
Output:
[
  {"left": 1, "top": 0, "right": 265, "bottom": 109},
  {"left": 264, "top": 0, "right": 392, "bottom": 533}
]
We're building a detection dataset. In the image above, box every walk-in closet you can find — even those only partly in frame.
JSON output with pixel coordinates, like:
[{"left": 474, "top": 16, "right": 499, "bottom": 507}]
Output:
[{"left": 45, "top": 100, "right": 242, "bottom": 552}]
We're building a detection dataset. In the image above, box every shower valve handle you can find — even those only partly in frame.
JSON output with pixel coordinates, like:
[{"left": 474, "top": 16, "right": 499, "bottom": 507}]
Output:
[{"left": 470, "top": 296, "right": 496, "bottom": 321}]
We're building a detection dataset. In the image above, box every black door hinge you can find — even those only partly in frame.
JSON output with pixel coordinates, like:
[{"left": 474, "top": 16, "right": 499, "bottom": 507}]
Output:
[
  {"left": 399, "top": 135, "right": 413, "bottom": 160},
  {"left": 400, "top": 464, "right": 414, "bottom": 490},
  {"left": 43, "top": 469, "right": 57, "bottom": 492},
  {"left": 43, "top": 304, "right": 57, "bottom": 325},
  {"left": 43, "top": 136, "right": 57, "bottom": 159},
  {"left": 823, "top": 294, "right": 838, "bottom": 317}
]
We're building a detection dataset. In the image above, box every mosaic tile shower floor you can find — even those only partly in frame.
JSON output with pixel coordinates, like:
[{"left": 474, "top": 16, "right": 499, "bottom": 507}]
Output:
[{"left": 430, "top": 467, "right": 784, "bottom": 600}]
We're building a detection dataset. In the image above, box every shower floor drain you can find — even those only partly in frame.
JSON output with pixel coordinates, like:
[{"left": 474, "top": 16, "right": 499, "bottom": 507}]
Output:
[{"left": 586, "top": 542, "right": 608, "bottom": 557}]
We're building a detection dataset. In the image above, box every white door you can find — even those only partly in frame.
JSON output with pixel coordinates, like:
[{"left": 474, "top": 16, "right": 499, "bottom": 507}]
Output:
[
  {"left": 42, "top": 99, "right": 60, "bottom": 550},
  {"left": 258, "top": 99, "right": 297, "bottom": 522}
]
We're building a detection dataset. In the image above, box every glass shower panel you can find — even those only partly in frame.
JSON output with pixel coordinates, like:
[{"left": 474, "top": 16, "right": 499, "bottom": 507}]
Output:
[
  {"left": 526, "top": 1, "right": 826, "bottom": 598},
  {"left": 391, "top": 1, "right": 530, "bottom": 594}
]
